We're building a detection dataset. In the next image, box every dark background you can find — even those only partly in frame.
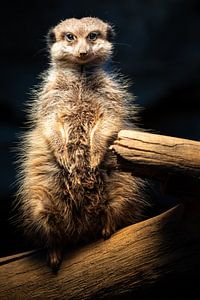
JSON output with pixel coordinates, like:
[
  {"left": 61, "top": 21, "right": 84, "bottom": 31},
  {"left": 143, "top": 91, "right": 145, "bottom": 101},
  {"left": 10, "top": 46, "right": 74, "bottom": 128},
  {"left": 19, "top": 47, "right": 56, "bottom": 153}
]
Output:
[{"left": 0, "top": 0, "right": 200, "bottom": 261}]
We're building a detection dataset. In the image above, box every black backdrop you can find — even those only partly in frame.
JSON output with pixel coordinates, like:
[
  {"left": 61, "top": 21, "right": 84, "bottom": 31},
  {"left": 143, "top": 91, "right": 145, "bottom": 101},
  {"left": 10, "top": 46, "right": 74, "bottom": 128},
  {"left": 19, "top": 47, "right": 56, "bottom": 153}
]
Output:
[{"left": 0, "top": 0, "right": 200, "bottom": 257}]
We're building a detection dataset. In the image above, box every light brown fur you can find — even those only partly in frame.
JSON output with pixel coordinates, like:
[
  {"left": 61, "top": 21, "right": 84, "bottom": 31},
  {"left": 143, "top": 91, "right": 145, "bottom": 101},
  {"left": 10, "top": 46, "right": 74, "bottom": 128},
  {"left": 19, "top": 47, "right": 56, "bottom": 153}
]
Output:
[{"left": 16, "top": 17, "right": 150, "bottom": 271}]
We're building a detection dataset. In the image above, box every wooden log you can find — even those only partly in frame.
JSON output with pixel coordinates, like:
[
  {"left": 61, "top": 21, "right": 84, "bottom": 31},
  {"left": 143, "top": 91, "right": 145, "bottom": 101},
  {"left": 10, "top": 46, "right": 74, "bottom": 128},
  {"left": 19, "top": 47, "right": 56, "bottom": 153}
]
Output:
[
  {"left": 1, "top": 204, "right": 200, "bottom": 299},
  {"left": 111, "top": 129, "right": 200, "bottom": 177},
  {"left": 110, "top": 130, "right": 200, "bottom": 198}
]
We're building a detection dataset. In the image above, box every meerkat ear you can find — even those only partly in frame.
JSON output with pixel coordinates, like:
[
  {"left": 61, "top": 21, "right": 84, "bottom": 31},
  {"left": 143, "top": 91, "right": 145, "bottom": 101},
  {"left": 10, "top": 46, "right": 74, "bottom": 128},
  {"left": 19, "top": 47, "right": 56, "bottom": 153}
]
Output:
[
  {"left": 47, "top": 28, "right": 56, "bottom": 48},
  {"left": 107, "top": 24, "right": 115, "bottom": 41}
]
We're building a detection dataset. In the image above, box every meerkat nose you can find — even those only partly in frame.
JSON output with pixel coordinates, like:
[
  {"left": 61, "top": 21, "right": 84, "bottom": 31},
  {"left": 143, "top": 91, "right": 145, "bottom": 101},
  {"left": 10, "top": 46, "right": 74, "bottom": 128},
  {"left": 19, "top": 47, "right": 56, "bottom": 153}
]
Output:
[{"left": 79, "top": 51, "right": 88, "bottom": 58}]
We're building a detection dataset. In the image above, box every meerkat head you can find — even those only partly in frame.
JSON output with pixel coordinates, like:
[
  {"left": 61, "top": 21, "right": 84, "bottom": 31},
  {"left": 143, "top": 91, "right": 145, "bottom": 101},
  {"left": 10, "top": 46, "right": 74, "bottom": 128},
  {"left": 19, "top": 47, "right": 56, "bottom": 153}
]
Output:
[{"left": 47, "top": 17, "right": 115, "bottom": 67}]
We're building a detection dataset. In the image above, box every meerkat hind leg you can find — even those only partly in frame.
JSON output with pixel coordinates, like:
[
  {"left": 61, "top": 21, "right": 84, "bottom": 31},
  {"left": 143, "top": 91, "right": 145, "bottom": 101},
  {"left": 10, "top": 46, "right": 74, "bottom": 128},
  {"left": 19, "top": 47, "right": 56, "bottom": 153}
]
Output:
[
  {"left": 102, "top": 206, "right": 117, "bottom": 240},
  {"left": 26, "top": 187, "right": 64, "bottom": 272},
  {"left": 42, "top": 210, "right": 64, "bottom": 272},
  {"left": 47, "top": 241, "right": 63, "bottom": 273}
]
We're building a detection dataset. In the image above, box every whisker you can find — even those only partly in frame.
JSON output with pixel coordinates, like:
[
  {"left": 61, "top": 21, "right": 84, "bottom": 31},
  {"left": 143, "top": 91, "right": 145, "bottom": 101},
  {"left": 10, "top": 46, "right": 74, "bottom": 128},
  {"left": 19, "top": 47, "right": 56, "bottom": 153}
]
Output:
[
  {"left": 113, "top": 42, "right": 133, "bottom": 49},
  {"left": 33, "top": 48, "right": 48, "bottom": 58}
]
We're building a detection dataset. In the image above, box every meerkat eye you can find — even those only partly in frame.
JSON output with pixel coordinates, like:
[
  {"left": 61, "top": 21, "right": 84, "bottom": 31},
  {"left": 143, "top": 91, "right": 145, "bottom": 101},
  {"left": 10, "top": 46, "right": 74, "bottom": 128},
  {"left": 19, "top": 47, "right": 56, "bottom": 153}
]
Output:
[
  {"left": 65, "top": 33, "right": 76, "bottom": 42},
  {"left": 87, "top": 32, "right": 99, "bottom": 41}
]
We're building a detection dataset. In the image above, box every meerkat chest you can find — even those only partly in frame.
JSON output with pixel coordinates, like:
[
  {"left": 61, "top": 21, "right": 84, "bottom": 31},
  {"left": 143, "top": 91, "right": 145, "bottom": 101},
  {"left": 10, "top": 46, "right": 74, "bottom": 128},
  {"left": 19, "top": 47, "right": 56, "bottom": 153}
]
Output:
[
  {"left": 41, "top": 83, "right": 112, "bottom": 171},
  {"left": 58, "top": 101, "right": 104, "bottom": 196},
  {"left": 61, "top": 101, "right": 98, "bottom": 144},
  {"left": 53, "top": 96, "right": 102, "bottom": 171}
]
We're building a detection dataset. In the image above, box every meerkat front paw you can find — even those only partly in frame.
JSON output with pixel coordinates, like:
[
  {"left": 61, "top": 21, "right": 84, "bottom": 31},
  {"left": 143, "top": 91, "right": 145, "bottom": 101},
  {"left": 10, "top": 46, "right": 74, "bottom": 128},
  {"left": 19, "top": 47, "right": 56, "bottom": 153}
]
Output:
[{"left": 90, "top": 152, "right": 103, "bottom": 170}]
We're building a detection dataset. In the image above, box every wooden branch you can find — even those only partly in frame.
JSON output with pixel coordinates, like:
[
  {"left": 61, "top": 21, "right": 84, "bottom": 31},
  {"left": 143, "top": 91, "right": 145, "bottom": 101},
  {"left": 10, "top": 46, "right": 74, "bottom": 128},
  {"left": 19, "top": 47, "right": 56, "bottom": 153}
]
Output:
[
  {"left": 1, "top": 204, "right": 200, "bottom": 299},
  {"left": 111, "top": 130, "right": 200, "bottom": 198}
]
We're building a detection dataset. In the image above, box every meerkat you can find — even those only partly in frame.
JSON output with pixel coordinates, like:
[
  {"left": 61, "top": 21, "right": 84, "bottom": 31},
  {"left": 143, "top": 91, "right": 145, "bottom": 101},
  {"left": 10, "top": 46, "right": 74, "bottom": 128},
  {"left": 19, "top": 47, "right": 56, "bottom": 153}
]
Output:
[{"left": 16, "top": 17, "right": 151, "bottom": 271}]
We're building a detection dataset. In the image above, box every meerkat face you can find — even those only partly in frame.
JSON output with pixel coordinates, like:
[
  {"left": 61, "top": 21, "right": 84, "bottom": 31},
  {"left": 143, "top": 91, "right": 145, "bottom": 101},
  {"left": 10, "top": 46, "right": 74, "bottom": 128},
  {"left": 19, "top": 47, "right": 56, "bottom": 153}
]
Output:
[{"left": 47, "top": 17, "right": 115, "bottom": 66}]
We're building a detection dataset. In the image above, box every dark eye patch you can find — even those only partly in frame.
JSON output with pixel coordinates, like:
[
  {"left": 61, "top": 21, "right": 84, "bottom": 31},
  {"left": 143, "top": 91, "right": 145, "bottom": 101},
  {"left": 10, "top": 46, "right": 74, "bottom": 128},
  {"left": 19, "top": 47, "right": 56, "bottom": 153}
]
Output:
[
  {"left": 87, "top": 32, "right": 99, "bottom": 41},
  {"left": 65, "top": 33, "right": 76, "bottom": 41}
]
